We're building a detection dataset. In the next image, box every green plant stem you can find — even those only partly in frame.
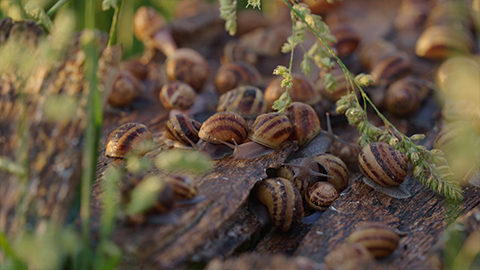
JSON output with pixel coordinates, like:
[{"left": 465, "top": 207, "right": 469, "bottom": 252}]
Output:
[
  {"left": 46, "top": 0, "right": 70, "bottom": 17},
  {"left": 107, "top": 0, "right": 122, "bottom": 47}
]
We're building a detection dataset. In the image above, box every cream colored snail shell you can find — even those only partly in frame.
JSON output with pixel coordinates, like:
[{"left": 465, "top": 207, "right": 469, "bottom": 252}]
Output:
[
  {"left": 105, "top": 122, "right": 153, "bottom": 158},
  {"left": 159, "top": 81, "right": 197, "bottom": 111},
  {"left": 214, "top": 62, "right": 261, "bottom": 95},
  {"left": 312, "top": 153, "right": 349, "bottom": 192},
  {"left": 249, "top": 112, "right": 293, "bottom": 149},
  {"left": 133, "top": 6, "right": 165, "bottom": 42},
  {"left": 165, "top": 48, "right": 210, "bottom": 92},
  {"left": 108, "top": 70, "right": 142, "bottom": 108},
  {"left": 165, "top": 114, "right": 202, "bottom": 146},
  {"left": 217, "top": 85, "right": 267, "bottom": 119},
  {"left": 370, "top": 51, "right": 411, "bottom": 86},
  {"left": 164, "top": 174, "right": 198, "bottom": 200},
  {"left": 305, "top": 181, "right": 339, "bottom": 211},
  {"left": 385, "top": 79, "right": 421, "bottom": 117},
  {"left": 347, "top": 222, "right": 400, "bottom": 258},
  {"left": 198, "top": 111, "right": 249, "bottom": 145},
  {"left": 221, "top": 40, "right": 258, "bottom": 66},
  {"left": 277, "top": 158, "right": 329, "bottom": 195},
  {"left": 358, "top": 142, "right": 408, "bottom": 187},
  {"left": 264, "top": 74, "right": 320, "bottom": 110},
  {"left": 324, "top": 243, "right": 373, "bottom": 270},
  {"left": 256, "top": 177, "right": 304, "bottom": 232},
  {"left": 284, "top": 102, "right": 321, "bottom": 148}
]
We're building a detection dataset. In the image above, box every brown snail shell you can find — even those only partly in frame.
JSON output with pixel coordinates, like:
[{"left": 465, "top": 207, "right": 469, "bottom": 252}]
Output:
[
  {"left": 264, "top": 74, "right": 320, "bottom": 110},
  {"left": 415, "top": 25, "right": 474, "bottom": 61},
  {"left": 304, "top": 0, "right": 341, "bottom": 14},
  {"left": 221, "top": 40, "right": 258, "bottom": 66},
  {"left": 347, "top": 222, "right": 400, "bottom": 258},
  {"left": 359, "top": 39, "right": 398, "bottom": 71},
  {"left": 358, "top": 142, "right": 408, "bottom": 187},
  {"left": 165, "top": 114, "right": 202, "bottom": 146},
  {"left": 249, "top": 112, "right": 293, "bottom": 149},
  {"left": 324, "top": 243, "right": 373, "bottom": 270},
  {"left": 198, "top": 111, "right": 249, "bottom": 145},
  {"left": 239, "top": 26, "right": 290, "bottom": 57},
  {"left": 370, "top": 51, "right": 411, "bottom": 86},
  {"left": 214, "top": 62, "right": 261, "bottom": 95},
  {"left": 121, "top": 59, "right": 148, "bottom": 81},
  {"left": 217, "top": 85, "right": 267, "bottom": 119},
  {"left": 394, "top": 0, "right": 431, "bottom": 30},
  {"left": 305, "top": 181, "right": 339, "bottom": 211},
  {"left": 165, "top": 48, "right": 210, "bottom": 92},
  {"left": 159, "top": 81, "right": 197, "bottom": 111},
  {"left": 108, "top": 70, "right": 143, "bottom": 108},
  {"left": 312, "top": 154, "right": 349, "bottom": 192},
  {"left": 385, "top": 79, "right": 421, "bottom": 117},
  {"left": 329, "top": 24, "right": 360, "bottom": 58},
  {"left": 164, "top": 174, "right": 198, "bottom": 200},
  {"left": 105, "top": 122, "right": 153, "bottom": 158},
  {"left": 277, "top": 158, "right": 330, "bottom": 195},
  {"left": 256, "top": 178, "right": 304, "bottom": 232},
  {"left": 284, "top": 102, "right": 321, "bottom": 148},
  {"left": 317, "top": 65, "right": 350, "bottom": 102}
]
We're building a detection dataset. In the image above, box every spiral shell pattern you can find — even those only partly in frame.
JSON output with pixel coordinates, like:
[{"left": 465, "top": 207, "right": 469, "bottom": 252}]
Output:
[
  {"left": 305, "top": 182, "right": 339, "bottom": 211},
  {"left": 217, "top": 86, "right": 267, "bottom": 119},
  {"left": 165, "top": 174, "right": 198, "bottom": 200},
  {"left": 249, "top": 112, "right": 293, "bottom": 149},
  {"left": 347, "top": 222, "right": 400, "bottom": 258},
  {"left": 165, "top": 114, "right": 202, "bottom": 145},
  {"left": 284, "top": 102, "right": 321, "bottom": 148},
  {"left": 105, "top": 122, "right": 153, "bottom": 158},
  {"left": 198, "top": 111, "right": 249, "bottom": 144},
  {"left": 159, "top": 81, "right": 197, "bottom": 110},
  {"left": 312, "top": 154, "right": 349, "bottom": 192}
]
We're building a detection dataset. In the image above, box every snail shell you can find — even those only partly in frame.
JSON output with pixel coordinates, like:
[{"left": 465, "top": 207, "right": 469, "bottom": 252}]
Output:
[
  {"left": 394, "top": 0, "right": 431, "bottom": 30},
  {"left": 415, "top": 25, "right": 474, "bottom": 61},
  {"left": 221, "top": 40, "right": 258, "bottom": 66},
  {"left": 304, "top": 0, "right": 341, "bottom": 14},
  {"left": 256, "top": 178, "right": 304, "bottom": 232},
  {"left": 198, "top": 111, "right": 249, "bottom": 145},
  {"left": 277, "top": 158, "right": 329, "bottom": 195},
  {"left": 133, "top": 6, "right": 165, "bottom": 42},
  {"left": 214, "top": 62, "right": 261, "bottom": 95},
  {"left": 329, "top": 24, "right": 360, "bottom": 58},
  {"left": 359, "top": 39, "right": 397, "bottom": 71},
  {"left": 239, "top": 26, "right": 289, "bottom": 57},
  {"left": 165, "top": 48, "right": 210, "bottom": 92},
  {"left": 370, "top": 51, "right": 411, "bottom": 86},
  {"left": 385, "top": 79, "right": 421, "bottom": 117},
  {"left": 105, "top": 122, "right": 153, "bottom": 158},
  {"left": 312, "top": 154, "right": 349, "bottom": 192},
  {"left": 249, "top": 112, "right": 293, "bottom": 149},
  {"left": 164, "top": 174, "right": 198, "bottom": 200},
  {"left": 165, "top": 114, "right": 202, "bottom": 146},
  {"left": 324, "top": 243, "right": 373, "bottom": 270},
  {"left": 358, "top": 142, "right": 408, "bottom": 187},
  {"left": 318, "top": 65, "right": 350, "bottom": 102},
  {"left": 436, "top": 57, "right": 480, "bottom": 103},
  {"left": 121, "top": 59, "right": 148, "bottom": 81},
  {"left": 305, "top": 181, "right": 339, "bottom": 211},
  {"left": 217, "top": 86, "right": 267, "bottom": 119},
  {"left": 264, "top": 74, "right": 320, "bottom": 110},
  {"left": 108, "top": 70, "right": 142, "bottom": 108},
  {"left": 159, "top": 81, "right": 197, "bottom": 111},
  {"left": 347, "top": 222, "right": 400, "bottom": 258},
  {"left": 284, "top": 102, "right": 321, "bottom": 148}
]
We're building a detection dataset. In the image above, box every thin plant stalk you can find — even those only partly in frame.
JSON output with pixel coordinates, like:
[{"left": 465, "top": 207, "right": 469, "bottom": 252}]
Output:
[
  {"left": 107, "top": 0, "right": 122, "bottom": 47},
  {"left": 46, "top": 0, "right": 70, "bottom": 17}
]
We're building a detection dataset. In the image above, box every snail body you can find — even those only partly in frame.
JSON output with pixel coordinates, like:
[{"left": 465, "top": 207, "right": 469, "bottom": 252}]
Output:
[
  {"left": 217, "top": 86, "right": 267, "bottom": 119},
  {"left": 165, "top": 114, "right": 202, "bottom": 146},
  {"left": 312, "top": 154, "right": 349, "bottom": 192},
  {"left": 159, "top": 81, "right": 197, "bottom": 111},
  {"left": 305, "top": 181, "right": 339, "bottom": 211},
  {"left": 347, "top": 222, "right": 400, "bottom": 258},
  {"left": 214, "top": 62, "right": 261, "bottom": 95},
  {"left": 105, "top": 122, "right": 153, "bottom": 159},
  {"left": 256, "top": 178, "right": 304, "bottom": 232},
  {"left": 277, "top": 158, "right": 330, "bottom": 195}
]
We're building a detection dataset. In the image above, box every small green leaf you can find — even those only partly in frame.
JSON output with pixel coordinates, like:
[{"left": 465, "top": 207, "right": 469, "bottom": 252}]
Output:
[
  {"left": 125, "top": 175, "right": 164, "bottom": 215},
  {"left": 155, "top": 149, "right": 213, "bottom": 174},
  {"left": 301, "top": 54, "right": 312, "bottom": 76}
]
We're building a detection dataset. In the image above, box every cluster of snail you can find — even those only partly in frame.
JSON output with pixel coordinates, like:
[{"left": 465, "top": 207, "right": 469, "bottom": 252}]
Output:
[
  {"left": 104, "top": 122, "right": 199, "bottom": 223},
  {"left": 324, "top": 222, "right": 401, "bottom": 270}
]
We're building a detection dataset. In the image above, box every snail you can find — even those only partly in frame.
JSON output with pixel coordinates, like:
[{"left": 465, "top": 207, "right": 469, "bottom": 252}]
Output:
[
  {"left": 159, "top": 81, "right": 198, "bottom": 111},
  {"left": 195, "top": 111, "right": 249, "bottom": 160},
  {"left": 264, "top": 74, "right": 320, "bottom": 110},
  {"left": 415, "top": 25, "right": 474, "bottom": 61},
  {"left": 108, "top": 70, "right": 143, "bottom": 108},
  {"left": 164, "top": 174, "right": 198, "bottom": 200},
  {"left": 394, "top": 0, "right": 431, "bottom": 30},
  {"left": 370, "top": 51, "right": 411, "bottom": 86},
  {"left": 305, "top": 181, "right": 339, "bottom": 211},
  {"left": 304, "top": 0, "right": 341, "bottom": 15},
  {"left": 165, "top": 48, "right": 211, "bottom": 92},
  {"left": 317, "top": 65, "right": 351, "bottom": 102},
  {"left": 311, "top": 153, "right": 349, "bottom": 192},
  {"left": 324, "top": 243, "right": 373, "bottom": 270},
  {"left": 239, "top": 25, "right": 290, "bottom": 57},
  {"left": 329, "top": 24, "right": 360, "bottom": 58},
  {"left": 221, "top": 40, "right": 258, "bottom": 66},
  {"left": 358, "top": 142, "right": 411, "bottom": 198},
  {"left": 165, "top": 114, "right": 202, "bottom": 147},
  {"left": 346, "top": 222, "right": 400, "bottom": 258},
  {"left": 120, "top": 59, "right": 149, "bottom": 81},
  {"left": 256, "top": 177, "right": 304, "bottom": 232},
  {"left": 105, "top": 122, "right": 153, "bottom": 159},
  {"left": 359, "top": 39, "right": 398, "bottom": 71},
  {"left": 217, "top": 85, "right": 267, "bottom": 120},
  {"left": 277, "top": 158, "right": 331, "bottom": 195},
  {"left": 284, "top": 102, "right": 322, "bottom": 149},
  {"left": 385, "top": 78, "right": 421, "bottom": 117},
  {"left": 214, "top": 62, "right": 262, "bottom": 95},
  {"left": 436, "top": 57, "right": 480, "bottom": 104},
  {"left": 425, "top": 0, "right": 471, "bottom": 29}
]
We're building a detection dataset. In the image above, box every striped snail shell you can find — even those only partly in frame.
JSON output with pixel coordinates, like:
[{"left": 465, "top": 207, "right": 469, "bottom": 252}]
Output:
[
  {"left": 347, "top": 222, "right": 400, "bottom": 258},
  {"left": 264, "top": 74, "right": 320, "bottom": 110},
  {"left": 249, "top": 112, "right": 292, "bottom": 149},
  {"left": 277, "top": 158, "right": 330, "bottom": 195},
  {"left": 312, "top": 153, "right": 349, "bottom": 192},
  {"left": 359, "top": 39, "right": 397, "bottom": 71},
  {"left": 256, "top": 178, "right": 304, "bottom": 232},
  {"left": 214, "top": 62, "right": 261, "bottom": 95},
  {"left": 165, "top": 114, "right": 202, "bottom": 146},
  {"left": 329, "top": 24, "right": 360, "bottom": 58},
  {"left": 385, "top": 78, "right": 421, "bottom": 117},
  {"left": 105, "top": 122, "right": 153, "bottom": 159},
  {"left": 358, "top": 142, "right": 408, "bottom": 187},
  {"left": 324, "top": 243, "right": 373, "bottom": 270},
  {"left": 217, "top": 86, "right": 267, "bottom": 119},
  {"left": 370, "top": 51, "right": 411, "bottom": 86},
  {"left": 159, "top": 81, "right": 197, "bottom": 111},
  {"left": 164, "top": 174, "right": 198, "bottom": 200},
  {"left": 305, "top": 181, "right": 339, "bottom": 211},
  {"left": 108, "top": 70, "right": 142, "bottom": 108},
  {"left": 284, "top": 102, "right": 321, "bottom": 148},
  {"left": 165, "top": 48, "right": 210, "bottom": 92},
  {"left": 318, "top": 65, "right": 350, "bottom": 102},
  {"left": 198, "top": 111, "right": 249, "bottom": 145},
  {"left": 221, "top": 40, "right": 258, "bottom": 66}
]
